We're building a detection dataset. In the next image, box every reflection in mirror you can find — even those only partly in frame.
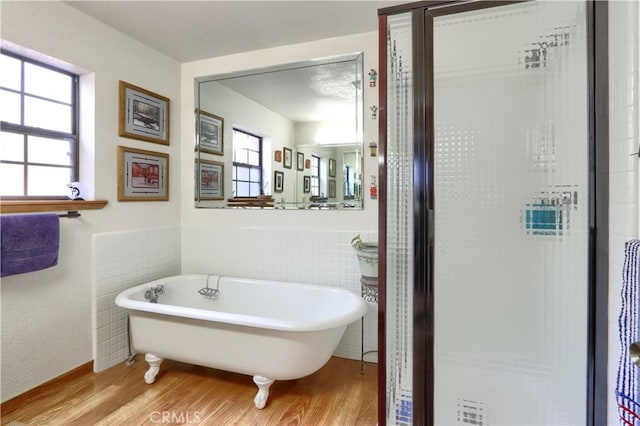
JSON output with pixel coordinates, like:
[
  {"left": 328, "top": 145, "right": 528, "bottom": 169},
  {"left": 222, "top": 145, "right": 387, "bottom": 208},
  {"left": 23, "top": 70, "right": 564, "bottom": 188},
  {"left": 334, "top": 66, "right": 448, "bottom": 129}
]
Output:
[{"left": 195, "top": 53, "right": 364, "bottom": 210}]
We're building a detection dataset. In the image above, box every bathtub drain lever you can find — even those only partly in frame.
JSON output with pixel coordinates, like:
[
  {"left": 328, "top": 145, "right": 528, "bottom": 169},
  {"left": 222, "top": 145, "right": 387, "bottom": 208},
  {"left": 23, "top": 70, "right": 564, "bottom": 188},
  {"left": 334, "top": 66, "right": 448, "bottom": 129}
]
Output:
[{"left": 199, "top": 275, "right": 221, "bottom": 299}]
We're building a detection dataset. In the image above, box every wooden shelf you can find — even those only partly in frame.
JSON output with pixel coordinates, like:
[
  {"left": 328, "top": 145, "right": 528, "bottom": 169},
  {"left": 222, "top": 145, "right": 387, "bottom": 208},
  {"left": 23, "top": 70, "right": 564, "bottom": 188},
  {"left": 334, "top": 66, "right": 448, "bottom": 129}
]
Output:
[
  {"left": 226, "top": 196, "right": 274, "bottom": 208},
  {"left": 227, "top": 203, "right": 275, "bottom": 208},
  {"left": 0, "top": 200, "right": 108, "bottom": 214}
]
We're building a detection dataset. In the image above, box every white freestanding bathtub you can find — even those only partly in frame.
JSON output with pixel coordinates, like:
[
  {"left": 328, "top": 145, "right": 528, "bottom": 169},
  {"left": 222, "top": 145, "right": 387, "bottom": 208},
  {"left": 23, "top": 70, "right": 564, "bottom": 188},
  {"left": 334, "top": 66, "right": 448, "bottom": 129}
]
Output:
[{"left": 114, "top": 274, "right": 367, "bottom": 408}]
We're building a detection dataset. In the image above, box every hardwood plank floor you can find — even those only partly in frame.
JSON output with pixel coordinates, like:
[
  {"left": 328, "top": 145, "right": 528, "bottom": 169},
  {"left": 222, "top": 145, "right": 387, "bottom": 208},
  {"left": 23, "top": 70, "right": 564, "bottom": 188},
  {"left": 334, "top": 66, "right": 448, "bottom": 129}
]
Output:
[{"left": 1, "top": 356, "right": 377, "bottom": 426}]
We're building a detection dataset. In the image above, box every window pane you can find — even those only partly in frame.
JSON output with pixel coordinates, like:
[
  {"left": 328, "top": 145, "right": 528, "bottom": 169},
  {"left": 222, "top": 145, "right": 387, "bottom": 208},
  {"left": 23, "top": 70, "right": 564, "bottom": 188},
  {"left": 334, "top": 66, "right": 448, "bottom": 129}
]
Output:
[
  {"left": 0, "top": 90, "right": 21, "bottom": 124},
  {"left": 237, "top": 166, "right": 249, "bottom": 181},
  {"left": 249, "top": 183, "right": 261, "bottom": 196},
  {"left": 250, "top": 167, "right": 261, "bottom": 181},
  {"left": 246, "top": 137, "right": 260, "bottom": 151},
  {"left": 248, "top": 150, "right": 260, "bottom": 166},
  {"left": 28, "top": 136, "right": 72, "bottom": 166},
  {"left": 236, "top": 181, "right": 249, "bottom": 197},
  {"left": 24, "top": 96, "right": 72, "bottom": 133},
  {"left": 0, "top": 54, "right": 21, "bottom": 91},
  {"left": 232, "top": 166, "right": 237, "bottom": 180},
  {"left": 0, "top": 132, "right": 24, "bottom": 161},
  {"left": 27, "top": 165, "right": 71, "bottom": 196},
  {"left": 238, "top": 148, "right": 249, "bottom": 164},
  {"left": 24, "top": 63, "right": 72, "bottom": 103},
  {"left": 234, "top": 131, "right": 249, "bottom": 149},
  {"left": 0, "top": 163, "right": 24, "bottom": 195}
]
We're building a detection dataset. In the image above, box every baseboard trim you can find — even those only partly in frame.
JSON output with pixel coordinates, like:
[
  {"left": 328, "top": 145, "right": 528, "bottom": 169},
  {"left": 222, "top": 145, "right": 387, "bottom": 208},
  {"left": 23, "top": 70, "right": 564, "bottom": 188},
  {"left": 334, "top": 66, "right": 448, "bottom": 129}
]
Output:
[{"left": 1, "top": 361, "right": 93, "bottom": 411}]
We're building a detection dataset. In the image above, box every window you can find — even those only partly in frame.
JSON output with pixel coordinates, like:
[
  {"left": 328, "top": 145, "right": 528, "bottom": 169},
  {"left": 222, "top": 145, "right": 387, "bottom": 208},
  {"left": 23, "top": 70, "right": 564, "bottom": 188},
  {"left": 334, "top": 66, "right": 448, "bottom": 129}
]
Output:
[
  {"left": 311, "top": 155, "right": 320, "bottom": 196},
  {"left": 232, "top": 129, "right": 262, "bottom": 197},
  {"left": 0, "top": 50, "right": 79, "bottom": 198}
]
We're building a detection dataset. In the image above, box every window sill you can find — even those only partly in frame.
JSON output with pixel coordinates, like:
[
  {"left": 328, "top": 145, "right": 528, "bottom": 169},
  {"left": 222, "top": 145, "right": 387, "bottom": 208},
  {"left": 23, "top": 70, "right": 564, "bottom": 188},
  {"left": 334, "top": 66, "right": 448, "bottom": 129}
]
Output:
[{"left": 0, "top": 199, "right": 108, "bottom": 214}]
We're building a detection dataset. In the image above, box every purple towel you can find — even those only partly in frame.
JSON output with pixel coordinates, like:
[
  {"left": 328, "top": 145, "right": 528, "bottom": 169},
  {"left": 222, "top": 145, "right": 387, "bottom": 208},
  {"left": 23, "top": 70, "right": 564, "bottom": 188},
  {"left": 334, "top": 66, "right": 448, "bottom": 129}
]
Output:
[{"left": 1, "top": 214, "right": 59, "bottom": 277}]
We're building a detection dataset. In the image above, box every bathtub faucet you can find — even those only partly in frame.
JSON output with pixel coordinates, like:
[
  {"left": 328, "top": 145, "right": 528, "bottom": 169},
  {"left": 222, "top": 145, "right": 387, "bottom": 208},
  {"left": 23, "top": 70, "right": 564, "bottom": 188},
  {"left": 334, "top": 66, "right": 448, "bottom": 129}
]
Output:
[{"left": 144, "top": 284, "right": 164, "bottom": 303}]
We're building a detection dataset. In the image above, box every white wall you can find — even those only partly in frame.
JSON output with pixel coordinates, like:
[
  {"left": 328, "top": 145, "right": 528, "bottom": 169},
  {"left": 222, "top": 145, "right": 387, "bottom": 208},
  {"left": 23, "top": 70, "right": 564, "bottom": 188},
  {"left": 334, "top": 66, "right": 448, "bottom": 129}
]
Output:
[
  {"left": 608, "top": 1, "right": 640, "bottom": 424},
  {"left": 181, "top": 33, "right": 379, "bottom": 360},
  {"left": 0, "top": 1, "right": 181, "bottom": 402}
]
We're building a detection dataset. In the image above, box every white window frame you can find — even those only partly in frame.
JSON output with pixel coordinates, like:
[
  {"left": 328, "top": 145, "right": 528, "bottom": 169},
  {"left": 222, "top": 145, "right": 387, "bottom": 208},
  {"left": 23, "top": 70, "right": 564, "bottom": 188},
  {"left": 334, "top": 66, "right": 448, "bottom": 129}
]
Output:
[{"left": 0, "top": 49, "right": 79, "bottom": 199}]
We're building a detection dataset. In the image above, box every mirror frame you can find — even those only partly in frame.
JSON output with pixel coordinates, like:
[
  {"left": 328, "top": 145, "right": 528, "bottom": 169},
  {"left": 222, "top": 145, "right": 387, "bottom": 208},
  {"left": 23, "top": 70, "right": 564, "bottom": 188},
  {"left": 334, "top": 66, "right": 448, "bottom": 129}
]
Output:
[{"left": 194, "top": 52, "right": 364, "bottom": 210}]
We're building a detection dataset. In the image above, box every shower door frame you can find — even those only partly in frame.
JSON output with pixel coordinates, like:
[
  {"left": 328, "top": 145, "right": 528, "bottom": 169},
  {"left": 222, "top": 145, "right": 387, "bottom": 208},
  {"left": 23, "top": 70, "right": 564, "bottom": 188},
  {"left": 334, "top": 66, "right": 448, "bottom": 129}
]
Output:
[{"left": 377, "top": 1, "right": 609, "bottom": 425}]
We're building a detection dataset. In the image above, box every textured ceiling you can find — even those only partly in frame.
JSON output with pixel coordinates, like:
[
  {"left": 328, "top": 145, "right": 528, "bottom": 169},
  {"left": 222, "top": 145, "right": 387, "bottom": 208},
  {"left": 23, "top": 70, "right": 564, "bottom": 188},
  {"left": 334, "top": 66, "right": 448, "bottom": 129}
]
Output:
[
  {"left": 65, "top": 0, "right": 407, "bottom": 122},
  {"left": 208, "top": 56, "right": 361, "bottom": 122},
  {"left": 65, "top": 1, "right": 405, "bottom": 63}
]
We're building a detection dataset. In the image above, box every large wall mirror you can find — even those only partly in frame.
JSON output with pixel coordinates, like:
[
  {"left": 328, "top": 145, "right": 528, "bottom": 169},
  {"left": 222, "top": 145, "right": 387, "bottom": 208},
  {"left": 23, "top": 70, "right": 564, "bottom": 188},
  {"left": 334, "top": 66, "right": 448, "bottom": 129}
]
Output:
[{"left": 195, "top": 53, "right": 364, "bottom": 209}]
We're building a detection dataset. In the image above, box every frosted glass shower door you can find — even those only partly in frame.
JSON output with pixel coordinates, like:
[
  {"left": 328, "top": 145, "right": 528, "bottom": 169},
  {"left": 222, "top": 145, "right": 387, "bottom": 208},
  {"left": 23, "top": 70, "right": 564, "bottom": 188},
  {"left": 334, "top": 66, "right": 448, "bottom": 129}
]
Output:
[
  {"left": 431, "top": 2, "right": 589, "bottom": 425},
  {"left": 385, "top": 11, "right": 415, "bottom": 426}
]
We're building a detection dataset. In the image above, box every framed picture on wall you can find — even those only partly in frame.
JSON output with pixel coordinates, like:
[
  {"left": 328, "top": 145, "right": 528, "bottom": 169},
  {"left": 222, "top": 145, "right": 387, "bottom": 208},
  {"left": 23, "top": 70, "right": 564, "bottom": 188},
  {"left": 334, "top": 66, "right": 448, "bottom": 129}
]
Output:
[
  {"left": 117, "top": 146, "right": 169, "bottom": 201},
  {"left": 275, "top": 150, "right": 282, "bottom": 162},
  {"left": 297, "top": 152, "right": 305, "bottom": 171},
  {"left": 196, "top": 159, "right": 224, "bottom": 200},
  {"left": 328, "top": 179, "right": 336, "bottom": 198},
  {"left": 283, "top": 147, "right": 292, "bottom": 169},
  {"left": 196, "top": 109, "right": 224, "bottom": 155},
  {"left": 274, "top": 171, "right": 284, "bottom": 192},
  {"left": 119, "top": 81, "right": 170, "bottom": 145},
  {"left": 328, "top": 158, "right": 336, "bottom": 177},
  {"left": 303, "top": 175, "right": 311, "bottom": 193}
]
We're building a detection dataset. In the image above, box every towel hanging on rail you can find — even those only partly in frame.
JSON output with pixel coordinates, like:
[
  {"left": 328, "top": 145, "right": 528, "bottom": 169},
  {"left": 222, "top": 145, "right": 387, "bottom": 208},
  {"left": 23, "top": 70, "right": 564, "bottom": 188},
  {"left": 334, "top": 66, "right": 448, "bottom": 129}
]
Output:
[{"left": 0, "top": 214, "right": 60, "bottom": 278}]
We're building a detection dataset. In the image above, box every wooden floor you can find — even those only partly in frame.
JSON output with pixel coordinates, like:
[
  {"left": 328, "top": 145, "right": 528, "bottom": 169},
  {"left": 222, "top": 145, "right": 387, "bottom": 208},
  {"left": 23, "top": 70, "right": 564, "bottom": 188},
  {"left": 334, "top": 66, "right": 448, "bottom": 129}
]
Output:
[{"left": 1, "top": 356, "right": 377, "bottom": 426}]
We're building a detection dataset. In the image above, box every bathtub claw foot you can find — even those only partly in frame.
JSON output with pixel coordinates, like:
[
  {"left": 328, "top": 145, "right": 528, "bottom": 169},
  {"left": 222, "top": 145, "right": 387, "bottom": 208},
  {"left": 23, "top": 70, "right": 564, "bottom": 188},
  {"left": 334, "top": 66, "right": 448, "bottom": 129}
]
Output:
[
  {"left": 252, "top": 376, "right": 274, "bottom": 409},
  {"left": 144, "top": 353, "right": 163, "bottom": 384}
]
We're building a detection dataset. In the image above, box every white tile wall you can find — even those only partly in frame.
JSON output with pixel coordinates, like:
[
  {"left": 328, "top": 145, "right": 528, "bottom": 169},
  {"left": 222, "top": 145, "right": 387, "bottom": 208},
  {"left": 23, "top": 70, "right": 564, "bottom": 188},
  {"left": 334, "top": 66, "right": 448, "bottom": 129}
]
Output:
[
  {"left": 608, "top": 2, "right": 640, "bottom": 424},
  {"left": 92, "top": 226, "right": 181, "bottom": 372},
  {"left": 181, "top": 226, "right": 378, "bottom": 361}
]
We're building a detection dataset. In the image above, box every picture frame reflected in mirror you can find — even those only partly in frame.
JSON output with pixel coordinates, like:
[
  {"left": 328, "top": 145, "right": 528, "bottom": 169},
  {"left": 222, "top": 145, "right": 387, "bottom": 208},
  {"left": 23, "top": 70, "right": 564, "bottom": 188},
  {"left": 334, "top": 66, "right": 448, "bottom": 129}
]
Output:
[
  {"left": 283, "top": 147, "right": 292, "bottom": 169},
  {"left": 196, "top": 159, "right": 224, "bottom": 200},
  {"left": 329, "top": 158, "right": 336, "bottom": 177},
  {"left": 303, "top": 175, "right": 311, "bottom": 193},
  {"left": 196, "top": 109, "right": 224, "bottom": 156},
  {"left": 274, "top": 171, "right": 284, "bottom": 193}
]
